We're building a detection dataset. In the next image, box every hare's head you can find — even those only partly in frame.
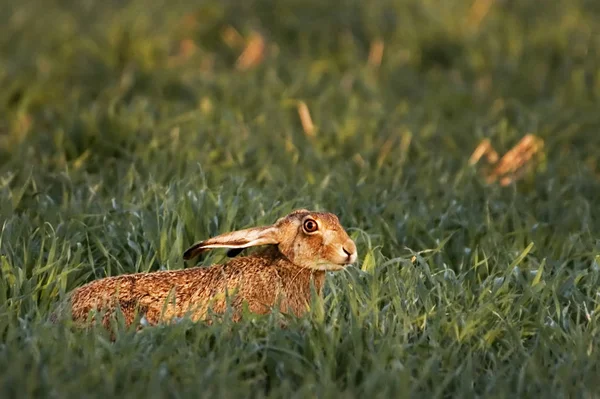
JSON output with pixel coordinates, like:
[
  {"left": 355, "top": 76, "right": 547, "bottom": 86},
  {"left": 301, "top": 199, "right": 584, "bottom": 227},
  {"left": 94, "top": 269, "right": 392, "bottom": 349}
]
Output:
[{"left": 183, "top": 209, "right": 357, "bottom": 271}]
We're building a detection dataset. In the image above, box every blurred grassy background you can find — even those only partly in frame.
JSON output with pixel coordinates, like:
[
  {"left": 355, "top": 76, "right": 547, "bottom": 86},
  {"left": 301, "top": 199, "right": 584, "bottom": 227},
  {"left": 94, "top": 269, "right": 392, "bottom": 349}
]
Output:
[{"left": 1, "top": 0, "right": 600, "bottom": 397}]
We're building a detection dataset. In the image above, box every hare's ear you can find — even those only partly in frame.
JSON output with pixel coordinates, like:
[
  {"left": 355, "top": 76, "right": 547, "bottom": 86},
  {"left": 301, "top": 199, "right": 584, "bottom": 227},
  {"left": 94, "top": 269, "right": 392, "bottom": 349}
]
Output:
[
  {"left": 183, "top": 226, "right": 279, "bottom": 260},
  {"left": 226, "top": 248, "right": 245, "bottom": 258}
]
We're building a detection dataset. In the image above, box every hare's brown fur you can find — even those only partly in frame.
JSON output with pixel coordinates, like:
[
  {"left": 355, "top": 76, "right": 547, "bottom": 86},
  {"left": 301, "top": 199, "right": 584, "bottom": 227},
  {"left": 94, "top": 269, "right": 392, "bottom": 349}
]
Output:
[
  {"left": 59, "top": 209, "right": 357, "bottom": 330},
  {"left": 69, "top": 247, "right": 324, "bottom": 328}
]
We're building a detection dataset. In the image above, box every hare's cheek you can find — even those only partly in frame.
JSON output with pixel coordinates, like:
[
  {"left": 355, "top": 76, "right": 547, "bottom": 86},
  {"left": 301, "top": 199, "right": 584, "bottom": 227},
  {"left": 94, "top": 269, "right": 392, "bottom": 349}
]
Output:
[
  {"left": 317, "top": 245, "right": 335, "bottom": 263},
  {"left": 321, "top": 230, "right": 337, "bottom": 246}
]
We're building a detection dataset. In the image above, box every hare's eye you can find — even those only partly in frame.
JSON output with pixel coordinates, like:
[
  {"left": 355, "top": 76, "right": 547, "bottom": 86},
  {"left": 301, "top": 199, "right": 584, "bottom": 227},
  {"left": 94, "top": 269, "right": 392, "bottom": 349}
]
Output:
[{"left": 303, "top": 219, "right": 318, "bottom": 233}]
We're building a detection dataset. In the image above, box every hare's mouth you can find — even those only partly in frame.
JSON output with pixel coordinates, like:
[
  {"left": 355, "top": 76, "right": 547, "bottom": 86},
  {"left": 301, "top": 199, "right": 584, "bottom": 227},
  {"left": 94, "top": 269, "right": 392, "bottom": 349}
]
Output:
[
  {"left": 312, "top": 263, "right": 346, "bottom": 271},
  {"left": 312, "top": 258, "right": 355, "bottom": 271}
]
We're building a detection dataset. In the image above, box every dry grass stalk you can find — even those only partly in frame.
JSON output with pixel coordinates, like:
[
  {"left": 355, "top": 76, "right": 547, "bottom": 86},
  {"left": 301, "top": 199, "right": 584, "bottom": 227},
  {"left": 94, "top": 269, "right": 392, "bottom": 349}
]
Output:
[
  {"left": 467, "top": 0, "right": 495, "bottom": 31},
  {"left": 178, "top": 39, "right": 197, "bottom": 59},
  {"left": 488, "top": 134, "right": 544, "bottom": 185},
  {"left": 221, "top": 25, "right": 245, "bottom": 48},
  {"left": 236, "top": 32, "right": 265, "bottom": 71},
  {"left": 377, "top": 137, "right": 394, "bottom": 169},
  {"left": 470, "top": 134, "right": 544, "bottom": 186},
  {"left": 297, "top": 101, "right": 315, "bottom": 137},
  {"left": 167, "top": 39, "right": 198, "bottom": 67},
  {"left": 353, "top": 153, "right": 366, "bottom": 169},
  {"left": 469, "top": 138, "right": 499, "bottom": 165},
  {"left": 368, "top": 39, "right": 384, "bottom": 68}
]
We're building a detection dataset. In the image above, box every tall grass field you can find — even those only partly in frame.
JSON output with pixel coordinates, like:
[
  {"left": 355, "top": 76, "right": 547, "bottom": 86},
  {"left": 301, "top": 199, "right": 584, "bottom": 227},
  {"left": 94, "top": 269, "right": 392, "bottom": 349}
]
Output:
[{"left": 1, "top": 0, "right": 600, "bottom": 397}]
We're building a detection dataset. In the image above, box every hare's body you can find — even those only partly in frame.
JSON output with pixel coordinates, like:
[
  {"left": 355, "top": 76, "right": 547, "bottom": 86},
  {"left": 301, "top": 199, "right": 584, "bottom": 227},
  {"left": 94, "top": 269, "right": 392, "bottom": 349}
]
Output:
[
  {"left": 69, "top": 247, "right": 325, "bottom": 328},
  {"left": 60, "top": 209, "right": 357, "bottom": 330}
]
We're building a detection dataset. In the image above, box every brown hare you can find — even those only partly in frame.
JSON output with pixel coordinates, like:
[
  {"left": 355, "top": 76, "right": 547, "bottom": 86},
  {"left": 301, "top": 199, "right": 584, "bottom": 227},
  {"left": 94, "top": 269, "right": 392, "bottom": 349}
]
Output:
[{"left": 57, "top": 209, "right": 357, "bottom": 330}]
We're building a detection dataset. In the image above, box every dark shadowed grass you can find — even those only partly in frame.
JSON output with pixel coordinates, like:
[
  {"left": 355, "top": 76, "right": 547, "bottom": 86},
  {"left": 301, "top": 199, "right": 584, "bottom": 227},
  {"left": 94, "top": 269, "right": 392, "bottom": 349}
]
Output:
[{"left": 1, "top": 0, "right": 600, "bottom": 397}]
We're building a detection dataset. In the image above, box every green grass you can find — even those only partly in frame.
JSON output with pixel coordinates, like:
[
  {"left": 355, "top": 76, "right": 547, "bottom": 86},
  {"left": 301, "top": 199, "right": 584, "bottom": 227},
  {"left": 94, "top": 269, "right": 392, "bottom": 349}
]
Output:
[{"left": 2, "top": 0, "right": 600, "bottom": 397}]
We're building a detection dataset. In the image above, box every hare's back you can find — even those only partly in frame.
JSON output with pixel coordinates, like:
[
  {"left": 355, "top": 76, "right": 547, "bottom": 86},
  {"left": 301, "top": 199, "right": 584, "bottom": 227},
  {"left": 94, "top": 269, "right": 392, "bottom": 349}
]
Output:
[{"left": 70, "top": 266, "right": 215, "bottom": 309}]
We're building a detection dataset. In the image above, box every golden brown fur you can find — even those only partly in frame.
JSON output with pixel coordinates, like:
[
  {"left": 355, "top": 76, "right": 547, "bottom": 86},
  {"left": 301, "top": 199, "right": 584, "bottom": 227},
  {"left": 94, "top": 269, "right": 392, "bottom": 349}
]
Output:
[{"left": 57, "top": 209, "right": 357, "bottom": 330}]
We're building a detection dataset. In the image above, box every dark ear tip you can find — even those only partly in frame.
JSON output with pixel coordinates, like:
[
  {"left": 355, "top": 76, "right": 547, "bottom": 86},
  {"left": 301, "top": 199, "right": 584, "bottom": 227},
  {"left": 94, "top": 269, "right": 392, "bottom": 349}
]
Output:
[
  {"left": 183, "top": 244, "right": 202, "bottom": 261},
  {"left": 226, "top": 248, "right": 244, "bottom": 258}
]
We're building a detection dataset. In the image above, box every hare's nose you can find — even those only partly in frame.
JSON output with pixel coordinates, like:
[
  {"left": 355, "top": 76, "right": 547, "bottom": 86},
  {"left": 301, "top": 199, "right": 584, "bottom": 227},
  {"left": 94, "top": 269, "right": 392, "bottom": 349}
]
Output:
[{"left": 342, "top": 241, "right": 358, "bottom": 263}]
